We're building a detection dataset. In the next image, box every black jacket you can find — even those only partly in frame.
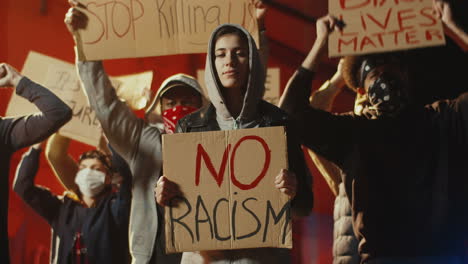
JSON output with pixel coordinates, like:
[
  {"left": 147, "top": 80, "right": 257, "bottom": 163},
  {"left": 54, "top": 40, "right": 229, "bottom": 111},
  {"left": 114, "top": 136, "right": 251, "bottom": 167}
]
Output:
[
  {"left": 0, "top": 77, "right": 71, "bottom": 262},
  {"left": 283, "top": 67, "right": 468, "bottom": 262},
  {"left": 13, "top": 147, "right": 131, "bottom": 264}
]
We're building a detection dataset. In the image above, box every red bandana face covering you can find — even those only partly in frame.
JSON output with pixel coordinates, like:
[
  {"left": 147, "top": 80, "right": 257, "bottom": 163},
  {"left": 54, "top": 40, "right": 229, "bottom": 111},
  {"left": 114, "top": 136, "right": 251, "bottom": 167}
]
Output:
[{"left": 162, "top": 105, "right": 198, "bottom": 134}]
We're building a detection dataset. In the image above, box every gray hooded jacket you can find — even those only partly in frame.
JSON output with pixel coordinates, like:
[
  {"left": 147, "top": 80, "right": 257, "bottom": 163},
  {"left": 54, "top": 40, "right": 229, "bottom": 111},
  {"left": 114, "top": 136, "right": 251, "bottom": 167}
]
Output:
[{"left": 77, "top": 62, "right": 200, "bottom": 264}]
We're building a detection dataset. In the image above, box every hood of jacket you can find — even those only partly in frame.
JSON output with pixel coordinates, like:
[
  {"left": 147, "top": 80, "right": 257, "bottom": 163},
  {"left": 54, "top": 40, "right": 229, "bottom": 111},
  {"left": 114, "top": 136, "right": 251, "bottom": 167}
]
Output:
[
  {"left": 204, "top": 23, "right": 266, "bottom": 124},
  {"left": 145, "top": 73, "right": 206, "bottom": 117}
]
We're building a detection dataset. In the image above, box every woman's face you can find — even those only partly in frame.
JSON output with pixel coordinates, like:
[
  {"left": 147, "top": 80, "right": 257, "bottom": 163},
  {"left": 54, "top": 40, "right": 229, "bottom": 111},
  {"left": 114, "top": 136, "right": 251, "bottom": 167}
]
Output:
[{"left": 214, "top": 33, "right": 249, "bottom": 92}]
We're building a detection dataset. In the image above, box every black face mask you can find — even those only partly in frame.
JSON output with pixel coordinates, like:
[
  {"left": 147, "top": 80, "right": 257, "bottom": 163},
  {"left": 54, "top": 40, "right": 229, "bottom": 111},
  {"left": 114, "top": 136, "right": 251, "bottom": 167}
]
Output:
[{"left": 367, "top": 73, "right": 407, "bottom": 117}]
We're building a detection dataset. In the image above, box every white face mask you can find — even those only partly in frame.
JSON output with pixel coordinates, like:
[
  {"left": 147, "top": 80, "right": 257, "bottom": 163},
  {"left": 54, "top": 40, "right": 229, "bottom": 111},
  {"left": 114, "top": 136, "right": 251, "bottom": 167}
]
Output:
[{"left": 75, "top": 168, "right": 107, "bottom": 197}]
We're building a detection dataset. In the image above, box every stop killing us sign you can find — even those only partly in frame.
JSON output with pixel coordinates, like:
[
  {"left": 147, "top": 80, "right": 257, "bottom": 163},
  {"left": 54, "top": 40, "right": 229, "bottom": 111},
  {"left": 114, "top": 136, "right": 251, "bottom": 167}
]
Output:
[{"left": 162, "top": 126, "right": 292, "bottom": 253}]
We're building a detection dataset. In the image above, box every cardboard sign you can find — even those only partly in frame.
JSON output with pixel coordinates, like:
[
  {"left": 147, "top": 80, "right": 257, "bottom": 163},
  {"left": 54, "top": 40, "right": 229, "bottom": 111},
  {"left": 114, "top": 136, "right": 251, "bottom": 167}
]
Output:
[
  {"left": 6, "top": 51, "right": 153, "bottom": 146},
  {"left": 328, "top": 0, "right": 446, "bottom": 57},
  {"left": 196, "top": 68, "right": 280, "bottom": 105},
  {"left": 162, "top": 126, "right": 292, "bottom": 253},
  {"left": 75, "top": 0, "right": 259, "bottom": 61}
]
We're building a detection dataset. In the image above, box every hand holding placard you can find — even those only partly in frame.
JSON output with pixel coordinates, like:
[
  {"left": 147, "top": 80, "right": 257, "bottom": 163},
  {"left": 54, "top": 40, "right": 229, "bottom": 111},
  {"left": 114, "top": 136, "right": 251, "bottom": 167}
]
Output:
[
  {"left": 155, "top": 176, "right": 183, "bottom": 207},
  {"left": 275, "top": 169, "right": 297, "bottom": 199}
]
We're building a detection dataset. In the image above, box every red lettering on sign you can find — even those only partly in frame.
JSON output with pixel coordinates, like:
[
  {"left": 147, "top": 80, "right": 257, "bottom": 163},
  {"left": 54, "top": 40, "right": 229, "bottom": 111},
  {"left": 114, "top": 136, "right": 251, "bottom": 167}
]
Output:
[
  {"left": 425, "top": 29, "right": 443, "bottom": 41},
  {"left": 339, "top": 0, "right": 371, "bottom": 10},
  {"left": 84, "top": 2, "right": 106, "bottom": 44},
  {"left": 195, "top": 144, "right": 231, "bottom": 187},
  {"left": 371, "top": 32, "right": 385, "bottom": 46},
  {"left": 338, "top": 37, "right": 358, "bottom": 52},
  {"left": 397, "top": 8, "right": 416, "bottom": 31},
  {"left": 419, "top": 7, "right": 437, "bottom": 27},
  {"left": 360, "top": 36, "right": 377, "bottom": 50},
  {"left": 194, "top": 135, "right": 271, "bottom": 190},
  {"left": 84, "top": 0, "right": 144, "bottom": 45},
  {"left": 405, "top": 30, "right": 419, "bottom": 44},
  {"left": 389, "top": 29, "right": 403, "bottom": 45},
  {"left": 367, "top": 8, "right": 393, "bottom": 30},
  {"left": 230, "top": 136, "right": 271, "bottom": 191}
]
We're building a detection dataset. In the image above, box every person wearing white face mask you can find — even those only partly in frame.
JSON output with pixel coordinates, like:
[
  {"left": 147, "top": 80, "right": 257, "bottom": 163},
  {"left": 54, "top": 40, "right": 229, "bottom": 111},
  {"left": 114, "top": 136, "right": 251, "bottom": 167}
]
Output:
[{"left": 13, "top": 142, "right": 132, "bottom": 264}]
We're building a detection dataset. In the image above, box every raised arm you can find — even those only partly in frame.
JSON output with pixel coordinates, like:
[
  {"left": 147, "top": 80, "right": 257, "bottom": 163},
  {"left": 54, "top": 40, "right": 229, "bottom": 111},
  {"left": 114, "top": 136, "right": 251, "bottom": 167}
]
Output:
[
  {"left": 279, "top": 15, "right": 357, "bottom": 167},
  {"left": 13, "top": 143, "right": 63, "bottom": 226},
  {"left": 0, "top": 63, "right": 72, "bottom": 151},
  {"left": 306, "top": 60, "right": 346, "bottom": 196},
  {"left": 254, "top": 0, "right": 269, "bottom": 72},
  {"left": 310, "top": 59, "right": 345, "bottom": 111},
  {"left": 278, "top": 15, "right": 338, "bottom": 115},
  {"left": 45, "top": 133, "right": 79, "bottom": 193}
]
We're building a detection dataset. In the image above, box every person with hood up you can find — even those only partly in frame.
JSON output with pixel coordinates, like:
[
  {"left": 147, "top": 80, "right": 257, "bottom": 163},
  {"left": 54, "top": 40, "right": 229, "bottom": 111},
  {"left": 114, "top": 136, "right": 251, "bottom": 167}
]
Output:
[
  {"left": 0, "top": 62, "right": 72, "bottom": 263},
  {"left": 13, "top": 141, "right": 131, "bottom": 264},
  {"left": 155, "top": 23, "right": 314, "bottom": 264},
  {"left": 145, "top": 73, "right": 206, "bottom": 134},
  {"left": 280, "top": 1, "right": 468, "bottom": 263}
]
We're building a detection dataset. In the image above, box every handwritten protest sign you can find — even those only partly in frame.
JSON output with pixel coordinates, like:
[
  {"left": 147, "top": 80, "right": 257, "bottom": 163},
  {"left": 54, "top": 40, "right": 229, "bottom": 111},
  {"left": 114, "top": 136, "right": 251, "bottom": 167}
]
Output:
[
  {"left": 162, "top": 127, "right": 292, "bottom": 253},
  {"left": 6, "top": 51, "right": 153, "bottom": 146},
  {"left": 328, "top": 0, "right": 446, "bottom": 57},
  {"left": 75, "top": 0, "right": 259, "bottom": 61},
  {"left": 196, "top": 68, "right": 280, "bottom": 105}
]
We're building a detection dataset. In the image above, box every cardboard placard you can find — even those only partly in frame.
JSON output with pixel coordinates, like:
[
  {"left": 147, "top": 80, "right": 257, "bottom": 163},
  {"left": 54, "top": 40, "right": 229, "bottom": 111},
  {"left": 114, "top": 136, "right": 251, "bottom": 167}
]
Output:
[
  {"left": 196, "top": 68, "right": 280, "bottom": 105},
  {"left": 328, "top": 0, "right": 446, "bottom": 57},
  {"left": 162, "top": 126, "right": 292, "bottom": 253},
  {"left": 6, "top": 51, "right": 153, "bottom": 146},
  {"left": 75, "top": 0, "right": 259, "bottom": 61}
]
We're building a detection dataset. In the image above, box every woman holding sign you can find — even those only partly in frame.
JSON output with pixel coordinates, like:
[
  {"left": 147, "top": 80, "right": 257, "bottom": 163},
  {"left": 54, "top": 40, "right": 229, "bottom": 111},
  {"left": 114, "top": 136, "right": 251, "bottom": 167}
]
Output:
[
  {"left": 155, "top": 22, "right": 313, "bottom": 263},
  {"left": 0, "top": 63, "right": 72, "bottom": 263}
]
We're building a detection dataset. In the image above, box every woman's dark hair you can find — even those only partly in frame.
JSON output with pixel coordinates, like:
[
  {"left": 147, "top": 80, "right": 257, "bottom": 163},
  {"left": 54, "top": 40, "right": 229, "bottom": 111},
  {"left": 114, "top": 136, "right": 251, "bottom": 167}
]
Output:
[{"left": 78, "top": 150, "right": 112, "bottom": 172}]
